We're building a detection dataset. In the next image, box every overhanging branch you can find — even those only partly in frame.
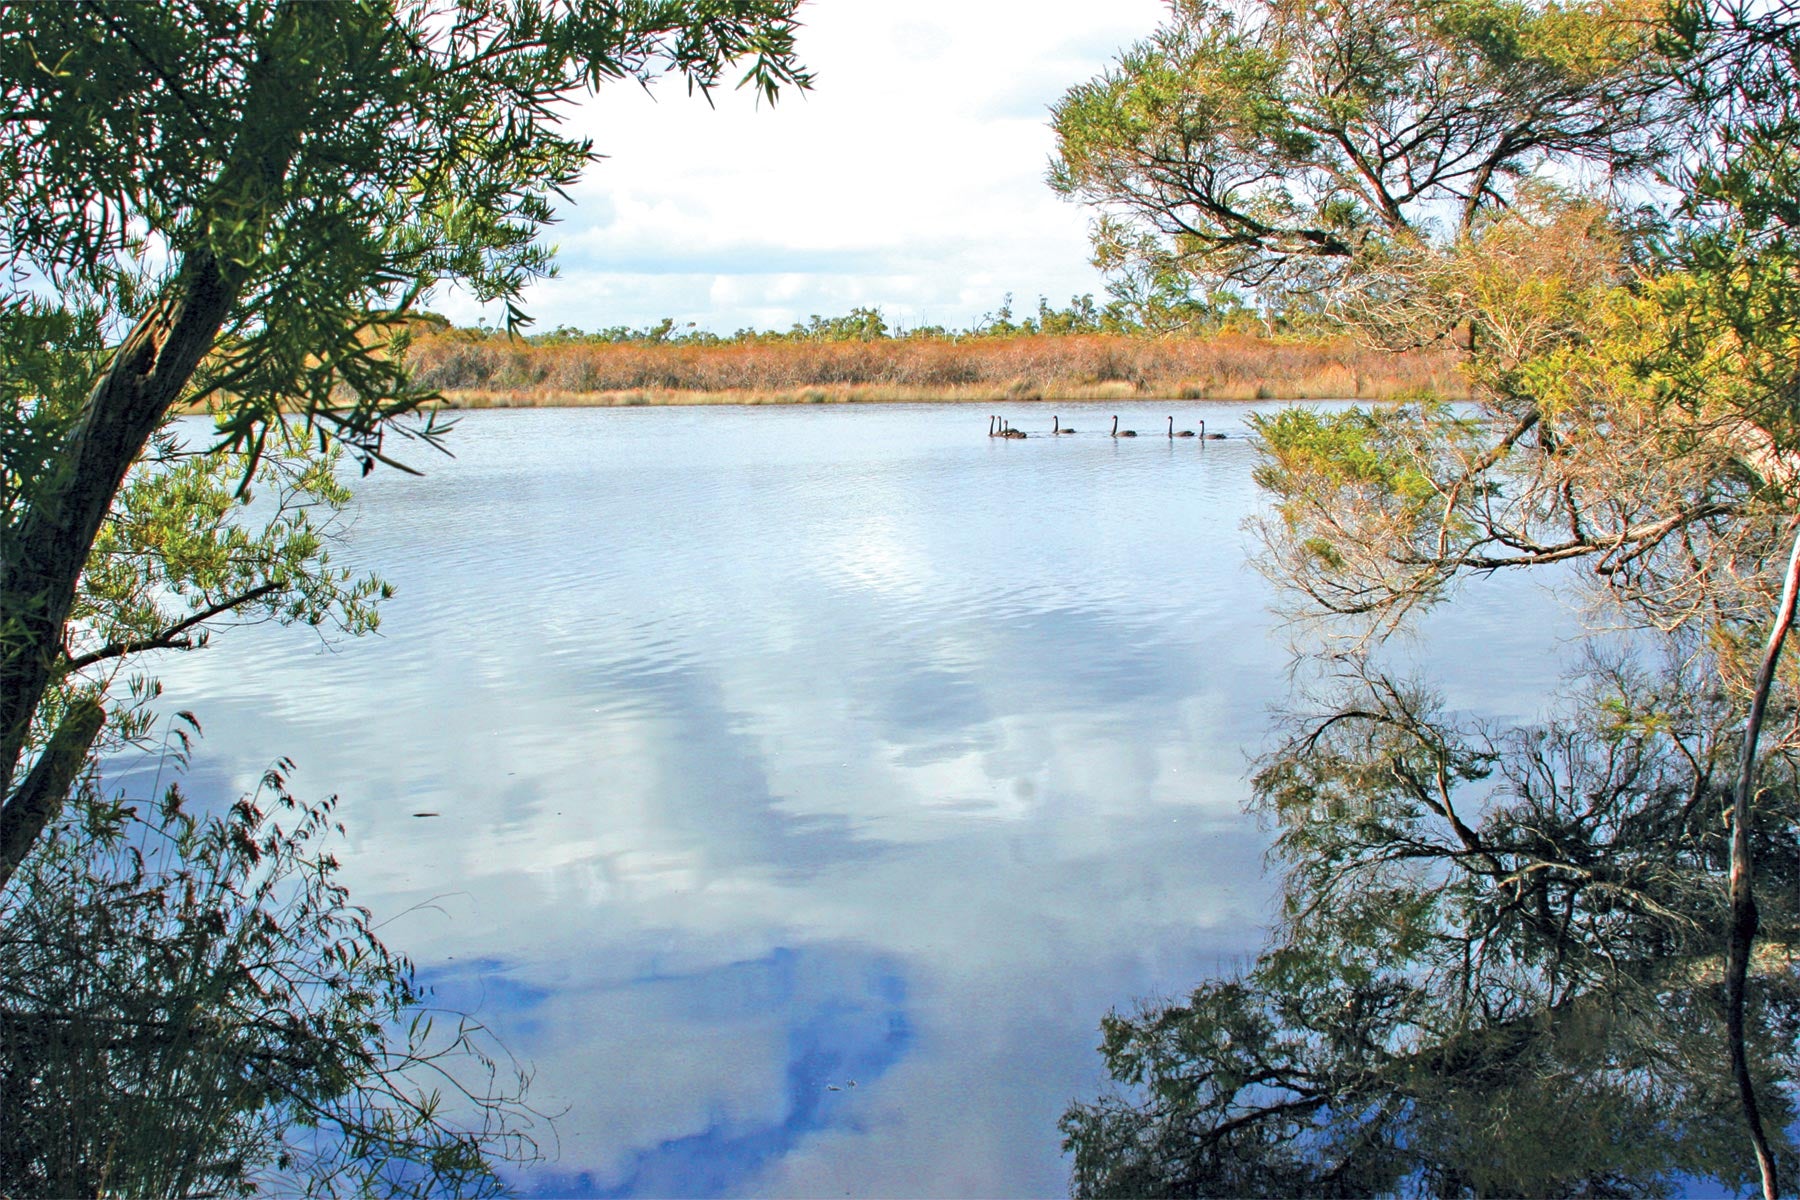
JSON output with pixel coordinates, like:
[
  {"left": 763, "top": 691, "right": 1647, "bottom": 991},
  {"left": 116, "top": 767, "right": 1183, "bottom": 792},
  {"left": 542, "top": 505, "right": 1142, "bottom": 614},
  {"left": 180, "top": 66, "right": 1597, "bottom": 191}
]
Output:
[{"left": 60, "top": 581, "right": 282, "bottom": 673}]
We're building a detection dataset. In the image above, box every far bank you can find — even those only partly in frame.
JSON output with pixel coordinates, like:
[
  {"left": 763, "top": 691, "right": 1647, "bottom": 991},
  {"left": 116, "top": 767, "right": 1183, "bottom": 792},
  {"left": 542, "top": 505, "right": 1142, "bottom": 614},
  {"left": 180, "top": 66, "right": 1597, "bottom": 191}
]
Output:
[{"left": 407, "top": 330, "right": 1466, "bottom": 409}]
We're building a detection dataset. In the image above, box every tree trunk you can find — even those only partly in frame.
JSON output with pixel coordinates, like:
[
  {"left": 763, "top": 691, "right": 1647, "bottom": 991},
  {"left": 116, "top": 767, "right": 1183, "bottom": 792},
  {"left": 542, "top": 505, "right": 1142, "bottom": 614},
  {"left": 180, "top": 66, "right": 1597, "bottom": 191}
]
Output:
[
  {"left": 1727, "top": 518, "right": 1800, "bottom": 1200},
  {"left": 0, "top": 1, "right": 326, "bottom": 869},
  {"left": 0, "top": 698, "right": 103, "bottom": 892},
  {"left": 0, "top": 253, "right": 235, "bottom": 800}
]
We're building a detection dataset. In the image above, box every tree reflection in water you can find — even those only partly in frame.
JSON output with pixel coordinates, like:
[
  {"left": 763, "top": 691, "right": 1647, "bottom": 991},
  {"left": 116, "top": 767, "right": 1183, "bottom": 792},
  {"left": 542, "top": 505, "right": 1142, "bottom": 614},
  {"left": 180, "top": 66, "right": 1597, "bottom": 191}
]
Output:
[
  {"left": 1063, "top": 645, "right": 1800, "bottom": 1196},
  {"left": 0, "top": 763, "right": 540, "bottom": 1197}
]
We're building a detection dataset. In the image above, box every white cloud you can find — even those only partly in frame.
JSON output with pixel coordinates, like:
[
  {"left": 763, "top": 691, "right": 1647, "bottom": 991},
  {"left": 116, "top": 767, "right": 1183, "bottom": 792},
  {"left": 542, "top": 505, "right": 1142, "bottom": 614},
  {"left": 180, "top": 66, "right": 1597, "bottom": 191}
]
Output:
[{"left": 434, "top": 0, "right": 1169, "bottom": 334}]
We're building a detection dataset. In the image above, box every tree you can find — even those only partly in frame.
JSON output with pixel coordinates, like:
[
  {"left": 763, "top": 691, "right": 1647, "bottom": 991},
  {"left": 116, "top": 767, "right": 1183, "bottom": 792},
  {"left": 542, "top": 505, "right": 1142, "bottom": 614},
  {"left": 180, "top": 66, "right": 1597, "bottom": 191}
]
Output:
[
  {"left": 0, "top": 1, "right": 809, "bottom": 1188},
  {"left": 0, "top": 0, "right": 809, "bottom": 885},
  {"left": 1247, "top": 10, "right": 1800, "bottom": 1188},
  {"left": 1054, "top": 0, "right": 1800, "bottom": 1192},
  {"left": 1048, "top": 0, "right": 1672, "bottom": 313}
]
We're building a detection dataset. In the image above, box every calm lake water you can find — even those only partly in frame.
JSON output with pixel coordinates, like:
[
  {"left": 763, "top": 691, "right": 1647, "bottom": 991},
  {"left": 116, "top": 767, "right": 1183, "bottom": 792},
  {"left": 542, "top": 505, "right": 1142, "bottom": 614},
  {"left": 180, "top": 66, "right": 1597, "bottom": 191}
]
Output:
[{"left": 149, "top": 402, "right": 1578, "bottom": 1197}]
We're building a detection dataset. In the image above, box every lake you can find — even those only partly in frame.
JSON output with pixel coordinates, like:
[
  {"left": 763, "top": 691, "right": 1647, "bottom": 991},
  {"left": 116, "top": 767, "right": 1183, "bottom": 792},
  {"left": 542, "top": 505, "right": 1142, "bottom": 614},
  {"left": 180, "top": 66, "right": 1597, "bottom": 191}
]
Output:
[{"left": 147, "top": 402, "right": 1578, "bottom": 1196}]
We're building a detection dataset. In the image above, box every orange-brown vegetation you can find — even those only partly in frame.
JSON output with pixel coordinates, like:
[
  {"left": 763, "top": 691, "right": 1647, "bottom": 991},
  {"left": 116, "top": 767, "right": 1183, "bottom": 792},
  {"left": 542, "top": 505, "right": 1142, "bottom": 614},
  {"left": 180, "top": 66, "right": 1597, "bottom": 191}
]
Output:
[{"left": 404, "top": 330, "right": 1467, "bottom": 407}]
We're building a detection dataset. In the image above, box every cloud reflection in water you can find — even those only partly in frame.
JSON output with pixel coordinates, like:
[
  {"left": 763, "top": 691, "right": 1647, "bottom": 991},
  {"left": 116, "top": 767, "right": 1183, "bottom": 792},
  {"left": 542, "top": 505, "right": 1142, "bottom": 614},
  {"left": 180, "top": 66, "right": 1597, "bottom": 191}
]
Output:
[{"left": 147, "top": 404, "right": 1577, "bottom": 1195}]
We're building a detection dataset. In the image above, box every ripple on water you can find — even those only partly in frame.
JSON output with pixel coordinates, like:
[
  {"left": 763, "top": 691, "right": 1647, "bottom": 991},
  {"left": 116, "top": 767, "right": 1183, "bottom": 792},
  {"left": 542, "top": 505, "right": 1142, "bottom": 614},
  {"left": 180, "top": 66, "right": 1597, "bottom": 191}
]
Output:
[{"left": 142, "top": 403, "right": 1587, "bottom": 1199}]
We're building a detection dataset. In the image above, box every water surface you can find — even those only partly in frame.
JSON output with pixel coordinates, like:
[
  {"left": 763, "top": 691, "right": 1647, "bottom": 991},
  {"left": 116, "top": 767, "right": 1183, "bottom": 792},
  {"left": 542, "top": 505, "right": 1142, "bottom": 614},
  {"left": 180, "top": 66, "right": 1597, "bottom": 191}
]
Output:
[{"left": 151, "top": 402, "right": 1576, "bottom": 1196}]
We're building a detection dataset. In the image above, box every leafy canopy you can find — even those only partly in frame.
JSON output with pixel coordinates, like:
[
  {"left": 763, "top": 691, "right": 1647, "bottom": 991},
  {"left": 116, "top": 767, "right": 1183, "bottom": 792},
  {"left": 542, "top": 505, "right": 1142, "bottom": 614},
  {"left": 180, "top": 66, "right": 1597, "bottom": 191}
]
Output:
[
  {"left": 1049, "top": 0, "right": 1670, "bottom": 318},
  {"left": 0, "top": 0, "right": 810, "bottom": 883},
  {"left": 1057, "top": 0, "right": 1800, "bottom": 1193},
  {"left": 0, "top": 1, "right": 810, "bottom": 1189}
]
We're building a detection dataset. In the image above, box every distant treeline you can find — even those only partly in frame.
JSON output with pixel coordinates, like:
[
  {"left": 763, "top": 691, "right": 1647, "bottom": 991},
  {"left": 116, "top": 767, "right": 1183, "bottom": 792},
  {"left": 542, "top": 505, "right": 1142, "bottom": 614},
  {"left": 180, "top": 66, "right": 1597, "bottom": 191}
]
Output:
[
  {"left": 461, "top": 292, "right": 1252, "bottom": 345},
  {"left": 401, "top": 300, "right": 1468, "bottom": 406}
]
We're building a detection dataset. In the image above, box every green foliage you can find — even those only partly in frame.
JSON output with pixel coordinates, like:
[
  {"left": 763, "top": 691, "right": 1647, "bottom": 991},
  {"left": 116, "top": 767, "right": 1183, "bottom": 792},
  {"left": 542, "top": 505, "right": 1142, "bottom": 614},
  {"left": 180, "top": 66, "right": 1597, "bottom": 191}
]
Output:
[
  {"left": 1252, "top": 405, "right": 1465, "bottom": 503},
  {"left": 1, "top": 0, "right": 810, "bottom": 860},
  {"left": 777, "top": 306, "right": 886, "bottom": 342},
  {"left": 0, "top": 761, "right": 537, "bottom": 1197},
  {"left": 1049, "top": 0, "right": 1670, "bottom": 314},
  {"left": 78, "top": 431, "right": 388, "bottom": 656},
  {"left": 1248, "top": 403, "right": 1495, "bottom": 622},
  {"left": 0, "top": 1, "right": 810, "bottom": 1186},
  {"left": 1060, "top": 5, "right": 1800, "bottom": 1192},
  {"left": 0, "top": 0, "right": 806, "bottom": 460},
  {"left": 1217, "top": 4, "right": 1800, "bottom": 642},
  {"left": 13, "top": 373, "right": 394, "bottom": 795},
  {"left": 506, "top": 293, "right": 1171, "bottom": 345}
]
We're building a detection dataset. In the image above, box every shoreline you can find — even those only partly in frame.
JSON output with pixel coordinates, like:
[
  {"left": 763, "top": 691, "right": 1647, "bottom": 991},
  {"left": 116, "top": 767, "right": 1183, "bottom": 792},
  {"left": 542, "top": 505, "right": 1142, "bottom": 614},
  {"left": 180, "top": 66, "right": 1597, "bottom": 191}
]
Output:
[
  {"left": 407, "top": 329, "right": 1467, "bottom": 409},
  {"left": 431, "top": 381, "right": 1459, "bottom": 409}
]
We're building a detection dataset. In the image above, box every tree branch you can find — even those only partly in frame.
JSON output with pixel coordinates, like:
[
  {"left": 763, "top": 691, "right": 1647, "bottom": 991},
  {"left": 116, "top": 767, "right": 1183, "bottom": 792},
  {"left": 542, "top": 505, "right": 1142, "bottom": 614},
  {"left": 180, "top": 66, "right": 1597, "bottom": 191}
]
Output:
[
  {"left": 60, "top": 581, "right": 282, "bottom": 673},
  {"left": 1724, "top": 515, "right": 1800, "bottom": 1200},
  {"left": 0, "top": 698, "right": 104, "bottom": 893}
]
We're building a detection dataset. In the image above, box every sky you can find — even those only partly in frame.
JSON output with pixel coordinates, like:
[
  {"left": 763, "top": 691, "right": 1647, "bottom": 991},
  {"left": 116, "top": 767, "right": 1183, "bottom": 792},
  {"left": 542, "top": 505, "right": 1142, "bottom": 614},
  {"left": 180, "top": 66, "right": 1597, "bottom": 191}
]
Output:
[{"left": 433, "top": 0, "right": 1171, "bottom": 337}]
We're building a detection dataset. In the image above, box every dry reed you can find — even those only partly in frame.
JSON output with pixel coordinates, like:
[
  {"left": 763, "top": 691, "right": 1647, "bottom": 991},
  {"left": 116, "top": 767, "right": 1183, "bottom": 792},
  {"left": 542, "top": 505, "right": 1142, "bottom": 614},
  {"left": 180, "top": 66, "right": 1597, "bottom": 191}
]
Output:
[{"left": 404, "top": 331, "right": 1466, "bottom": 408}]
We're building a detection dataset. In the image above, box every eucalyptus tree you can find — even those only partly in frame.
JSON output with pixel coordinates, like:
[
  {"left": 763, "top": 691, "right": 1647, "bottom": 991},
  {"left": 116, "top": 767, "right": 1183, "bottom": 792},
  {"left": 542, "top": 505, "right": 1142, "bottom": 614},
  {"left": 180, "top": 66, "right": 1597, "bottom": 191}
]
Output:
[
  {"left": 0, "top": 0, "right": 809, "bottom": 887},
  {"left": 1048, "top": 0, "right": 1795, "bottom": 635}
]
